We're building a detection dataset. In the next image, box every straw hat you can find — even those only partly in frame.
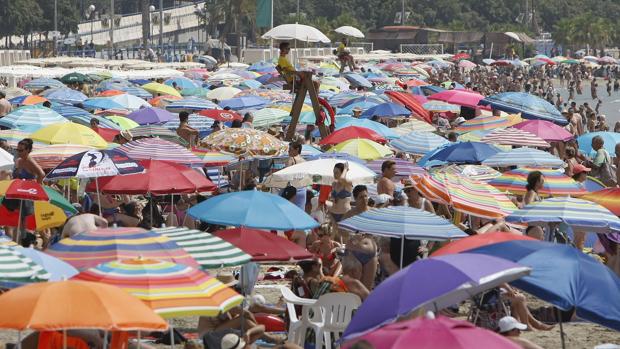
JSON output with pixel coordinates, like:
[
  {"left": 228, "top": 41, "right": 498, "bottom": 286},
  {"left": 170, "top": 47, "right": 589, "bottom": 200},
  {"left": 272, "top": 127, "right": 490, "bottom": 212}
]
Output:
[
  {"left": 120, "top": 130, "right": 133, "bottom": 142},
  {"left": 402, "top": 178, "right": 416, "bottom": 190},
  {"left": 352, "top": 106, "right": 363, "bottom": 113},
  {"left": 216, "top": 272, "right": 238, "bottom": 286},
  {"left": 221, "top": 333, "right": 245, "bottom": 349}
]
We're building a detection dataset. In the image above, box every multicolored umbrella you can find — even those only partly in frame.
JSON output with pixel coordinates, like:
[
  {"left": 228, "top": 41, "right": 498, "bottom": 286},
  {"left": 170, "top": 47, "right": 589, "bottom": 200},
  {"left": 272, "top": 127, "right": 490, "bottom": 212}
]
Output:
[
  {"left": 481, "top": 127, "right": 550, "bottom": 148},
  {"left": 512, "top": 120, "right": 573, "bottom": 142},
  {"left": 9, "top": 95, "right": 48, "bottom": 106},
  {"left": 73, "top": 258, "right": 243, "bottom": 318},
  {"left": 30, "top": 123, "right": 108, "bottom": 148},
  {"left": 389, "top": 131, "right": 449, "bottom": 155},
  {"left": 153, "top": 226, "right": 251, "bottom": 269},
  {"left": 163, "top": 113, "right": 214, "bottom": 133},
  {"left": 213, "top": 227, "right": 313, "bottom": 262},
  {"left": 432, "top": 231, "right": 537, "bottom": 257},
  {"left": 479, "top": 92, "right": 566, "bottom": 125},
  {"left": 45, "top": 149, "right": 144, "bottom": 180},
  {"left": 319, "top": 126, "right": 386, "bottom": 146},
  {"left": 200, "top": 128, "right": 288, "bottom": 157},
  {"left": 489, "top": 167, "right": 588, "bottom": 197},
  {"left": 149, "top": 94, "right": 183, "bottom": 108},
  {"left": 165, "top": 97, "right": 219, "bottom": 113},
  {"left": 454, "top": 115, "right": 512, "bottom": 133},
  {"left": 30, "top": 144, "right": 96, "bottom": 169},
  {"left": 366, "top": 158, "right": 426, "bottom": 179},
  {"left": 394, "top": 119, "right": 436, "bottom": 134},
  {"left": 0, "top": 105, "right": 67, "bottom": 131},
  {"left": 0, "top": 245, "right": 50, "bottom": 288},
  {"left": 581, "top": 188, "right": 620, "bottom": 216},
  {"left": 482, "top": 147, "right": 565, "bottom": 168},
  {"left": 0, "top": 200, "right": 69, "bottom": 231},
  {"left": 329, "top": 138, "right": 392, "bottom": 161},
  {"left": 130, "top": 125, "right": 188, "bottom": 146},
  {"left": 142, "top": 82, "right": 182, "bottom": 97},
  {"left": 47, "top": 227, "right": 199, "bottom": 270},
  {"left": 117, "top": 138, "right": 204, "bottom": 167}
]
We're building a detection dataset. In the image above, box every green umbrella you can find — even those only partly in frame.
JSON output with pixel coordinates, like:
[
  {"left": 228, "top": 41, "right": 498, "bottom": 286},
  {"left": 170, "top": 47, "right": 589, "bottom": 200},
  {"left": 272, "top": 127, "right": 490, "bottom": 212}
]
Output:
[
  {"left": 181, "top": 87, "right": 209, "bottom": 97},
  {"left": 561, "top": 59, "right": 580, "bottom": 65},
  {"left": 60, "top": 72, "right": 91, "bottom": 84}
]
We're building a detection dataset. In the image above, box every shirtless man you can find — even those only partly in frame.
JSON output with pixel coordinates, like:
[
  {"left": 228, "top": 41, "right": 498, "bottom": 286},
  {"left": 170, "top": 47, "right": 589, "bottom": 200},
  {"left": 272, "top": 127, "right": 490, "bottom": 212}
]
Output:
[
  {"left": 176, "top": 111, "right": 199, "bottom": 146},
  {"left": 376, "top": 160, "right": 396, "bottom": 198}
]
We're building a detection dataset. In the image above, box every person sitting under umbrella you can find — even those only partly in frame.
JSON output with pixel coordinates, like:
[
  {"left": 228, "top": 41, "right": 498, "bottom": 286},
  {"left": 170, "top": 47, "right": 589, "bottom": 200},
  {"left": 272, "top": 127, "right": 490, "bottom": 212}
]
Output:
[{"left": 498, "top": 316, "right": 545, "bottom": 349}]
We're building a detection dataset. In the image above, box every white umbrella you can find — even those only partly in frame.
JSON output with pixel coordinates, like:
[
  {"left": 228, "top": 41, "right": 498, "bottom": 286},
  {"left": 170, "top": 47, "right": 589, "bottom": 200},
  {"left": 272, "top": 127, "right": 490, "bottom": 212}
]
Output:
[
  {"left": 207, "top": 87, "right": 242, "bottom": 101},
  {"left": 334, "top": 26, "right": 365, "bottom": 38},
  {"left": 262, "top": 23, "right": 331, "bottom": 43},
  {"left": 263, "top": 158, "right": 376, "bottom": 188},
  {"left": 0, "top": 148, "right": 14, "bottom": 171}
]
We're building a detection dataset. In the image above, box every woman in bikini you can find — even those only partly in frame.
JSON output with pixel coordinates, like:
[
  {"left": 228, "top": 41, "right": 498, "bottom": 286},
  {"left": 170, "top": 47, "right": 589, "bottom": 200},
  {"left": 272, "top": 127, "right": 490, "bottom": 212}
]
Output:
[
  {"left": 309, "top": 224, "right": 342, "bottom": 277},
  {"left": 329, "top": 162, "right": 353, "bottom": 242},
  {"left": 166, "top": 196, "right": 196, "bottom": 229}
]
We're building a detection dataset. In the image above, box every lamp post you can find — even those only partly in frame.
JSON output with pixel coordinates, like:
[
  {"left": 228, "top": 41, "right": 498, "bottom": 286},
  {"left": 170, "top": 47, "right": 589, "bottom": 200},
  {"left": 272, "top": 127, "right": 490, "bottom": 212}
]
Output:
[
  {"left": 87, "top": 4, "right": 96, "bottom": 43},
  {"left": 159, "top": 0, "right": 164, "bottom": 56},
  {"left": 149, "top": 5, "right": 156, "bottom": 46}
]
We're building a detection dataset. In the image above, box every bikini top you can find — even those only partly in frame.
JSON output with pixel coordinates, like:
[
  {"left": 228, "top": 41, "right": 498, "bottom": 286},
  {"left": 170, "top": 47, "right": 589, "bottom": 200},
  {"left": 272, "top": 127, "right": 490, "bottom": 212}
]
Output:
[{"left": 331, "top": 189, "right": 352, "bottom": 199}]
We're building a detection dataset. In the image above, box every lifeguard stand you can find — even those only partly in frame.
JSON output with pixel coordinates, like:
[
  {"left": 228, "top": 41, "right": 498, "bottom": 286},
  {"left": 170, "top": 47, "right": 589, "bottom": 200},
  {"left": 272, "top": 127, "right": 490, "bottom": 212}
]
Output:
[{"left": 281, "top": 71, "right": 330, "bottom": 141}]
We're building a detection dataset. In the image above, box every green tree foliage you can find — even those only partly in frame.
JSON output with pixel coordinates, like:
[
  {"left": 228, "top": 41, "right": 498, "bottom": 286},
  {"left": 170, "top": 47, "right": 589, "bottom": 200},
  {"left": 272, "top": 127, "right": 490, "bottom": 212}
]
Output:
[{"left": 37, "top": 0, "right": 81, "bottom": 35}]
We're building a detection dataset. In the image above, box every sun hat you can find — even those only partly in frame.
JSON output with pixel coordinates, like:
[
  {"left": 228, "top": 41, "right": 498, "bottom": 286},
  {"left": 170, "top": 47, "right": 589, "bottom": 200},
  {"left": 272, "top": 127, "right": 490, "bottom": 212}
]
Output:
[
  {"left": 216, "top": 272, "right": 238, "bottom": 287},
  {"left": 573, "top": 163, "right": 591, "bottom": 175},
  {"left": 352, "top": 106, "right": 363, "bottom": 112},
  {"left": 454, "top": 116, "right": 466, "bottom": 125},
  {"left": 221, "top": 333, "right": 245, "bottom": 349},
  {"left": 401, "top": 178, "right": 416, "bottom": 190},
  {"left": 120, "top": 130, "right": 133, "bottom": 142},
  {"left": 498, "top": 316, "right": 527, "bottom": 333}
]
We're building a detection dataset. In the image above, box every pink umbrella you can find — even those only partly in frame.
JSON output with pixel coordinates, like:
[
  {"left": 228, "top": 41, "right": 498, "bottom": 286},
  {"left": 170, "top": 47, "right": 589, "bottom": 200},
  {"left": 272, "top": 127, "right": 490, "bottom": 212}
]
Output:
[
  {"left": 342, "top": 315, "right": 520, "bottom": 349},
  {"left": 458, "top": 60, "right": 477, "bottom": 69},
  {"left": 427, "top": 89, "right": 486, "bottom": 109},
  {"left": 513, "top": 119, "right": 573, "bottom": 142}
]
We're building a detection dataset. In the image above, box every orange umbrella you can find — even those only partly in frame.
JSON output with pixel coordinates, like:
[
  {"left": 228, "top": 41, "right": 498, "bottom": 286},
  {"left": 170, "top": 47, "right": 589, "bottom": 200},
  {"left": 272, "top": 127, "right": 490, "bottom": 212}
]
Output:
[
  {"left": 0, "top": 280, "right": 168, "bottom": 331},
  {"left": 149, "top": 95, "right": 182, "bottom": 108},
  {"left": 98, "top": 89, "right": 126, "bottom": 97}
]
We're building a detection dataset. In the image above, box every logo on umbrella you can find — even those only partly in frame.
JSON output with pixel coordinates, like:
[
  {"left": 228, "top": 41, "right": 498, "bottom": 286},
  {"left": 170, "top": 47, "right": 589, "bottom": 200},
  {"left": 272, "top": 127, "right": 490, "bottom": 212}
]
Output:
[
  {"left": 16, "top": 188, "right": 39, "bottom": 195},
  {"left": 221, "top": 113, "right": 234, "bottom": 120}
]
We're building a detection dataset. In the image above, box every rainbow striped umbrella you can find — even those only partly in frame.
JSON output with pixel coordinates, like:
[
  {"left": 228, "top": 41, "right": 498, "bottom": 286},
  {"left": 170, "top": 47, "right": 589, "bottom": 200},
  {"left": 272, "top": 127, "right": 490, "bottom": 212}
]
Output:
[
  {"left": 0, "top": 129, "right": 34, "bottom": 147},
  {"left": 0, "top": 245, "right": 50, "bottom": 288},
  {"left": 153, "top": 227, "right": 251, "bottom": 269},
  {"left": 73, "top": 258, "right": 243, "bottom": 318},
  {"left": 390, "top": 131, "right": 449, "bottom": 155},
  {"left": 366, "top": 158, "right": 426, "bottom": 179},
  {"left": 47, "top": 227, "right": 199, "bottom": 270},
  {"left": 413, "top": 171, "right": 517, "bottom": 219},
  {"left": 581, "top": 188, "right": 620, "bottom": 216},
  {"left": 489, "top": 167, "right": 588, "bottom": 197},
  {"left": 481, "top": 127, "right": 550, "bottom": 148},
  {"left": 30, "top": 144, "right": 96, "bottom": 169},
  {"left": 454, "top": 115, "right": 512, "bottom": 133},
  {"left": 117, "top": 138, "right": 204, "bottom": 167},
  {"left": 191, "top": 148, "right": 235, "bottom": 166}
]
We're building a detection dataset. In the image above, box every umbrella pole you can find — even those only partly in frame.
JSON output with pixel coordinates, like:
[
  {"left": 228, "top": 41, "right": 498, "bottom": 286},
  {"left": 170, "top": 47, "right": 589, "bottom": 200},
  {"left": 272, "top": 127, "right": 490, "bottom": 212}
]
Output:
[
  {"left": 137, "top": 330, "right": 141, "bottom": 349},
  {"left": 16, "top": 200, "right": 23, "bottom": 245},
  {"left": 103, "top": 330, "right": 108, "bottom": 349},
  {"left": 400, "top": 236, "right": 404, "bottom": 269},
  {"left": 17, "top": 331, "right": 21, "bottom": 349},
  {"left": 557, "top": 308, "right": 566, "bottom": 349},
  {"left": 170, "top": 194, "right": 174, "bottom": 227},
  {"left": 149, "top": 193, "right": 153, "bottom": 224},
  {"left": 95, "top": 177, "right": 102, "bottom": 216},
  {"left": 63, "top": 329, "right": 67, "bottom": 349},
  {"left": 170, "top": 323, "right": 175, "bottom": 349}
]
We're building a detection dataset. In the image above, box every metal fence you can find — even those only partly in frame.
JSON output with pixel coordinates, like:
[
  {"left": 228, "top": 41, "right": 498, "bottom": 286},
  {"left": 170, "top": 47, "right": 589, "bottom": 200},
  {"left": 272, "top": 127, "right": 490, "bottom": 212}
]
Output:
[{"left": 400, "top": 44, "right": 444, "bottom": 55}]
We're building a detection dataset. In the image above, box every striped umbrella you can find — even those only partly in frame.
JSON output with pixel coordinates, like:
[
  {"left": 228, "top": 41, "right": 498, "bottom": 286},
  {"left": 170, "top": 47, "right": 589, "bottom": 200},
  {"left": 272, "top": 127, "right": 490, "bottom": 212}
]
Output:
[
  {"left": 251, "top": 108, "right": 289, "bottom": 128},
  {"left": 329, "top": 139, "right": 393, "bottom": 161},
  {"left": 481, "top": 127, "right": 550, "bottom": 148},
  {"left": 23, "top": 78, "right": 64, "bottom": 90},
  {"left": 1, "top": 87, "right": 31, "bottom": 100},
  {"left": 119, "top": 86, "right": 152, "bottom": 99},
  {"left": 582, "top": 188, "right": 620, "bottom": 216},
  {"left": 30, "top": 144, "right": 96, "bottom": 169},
  {"left": 0, "top": 245, "right": 50, "bottom": 287},
  {"left": 117, "top": 138, "right": 204, "bottom": 167},
  {"left": 0, "top": 129, "right": 33, "bottom": 147},
  {"left": 73, "top": 258, "right": 243, "bottom": 318},
  {"left": 505, "top": 197, "right": 620, "bottom": 233},
  {"left": 394, "top": 119, "right": 437, "bottom": 134},
  {"left": 47, "top": 227, "right": 199, "bottom": 270},
  {"left": 153, "top": 226, "right": 251, "bottom": 269},
  {"left": 390, "top": 131, "right": 449, "bottom": 155},
  {"left": 9, "top": 95, "right": 48, "bottom": 106},
  {"left": 166, "top": 97, "right": 219, "bottom": 113},
  {"left": 482, "top": 148, "right": 565, "bottom": 168},
  {"left": 0, "top": 105, "right": 68, "bottom": 131},
  {"left": 45, "top": 88, "right": 88, "bottom": 105},
  {"left": 489, "top": 167, "right": 588, "bottom": 197},
  {"left": 455, "top": 115, "right": 513, "bottom": 133},
  {"left": 191, "top": 148, "right": 235, "bottom": 166},
  {"left": 413, "top": 171, "right": 517, "bottom": 219},
  {"left": 422, "top": 101, "right": 461, "bottom": 113},
  {"left": 442, "top": 164, "right": 502, "bottom": 183},
  {"left": 164, "top": 114, "right": 214, "bottom": 132},
  {"left": 130, "top": 125, "right": 188, "bottom": 146},
  {"left": 339, "top": 206, "right": 466, "bottom": 240},
  {"left": 366, "top": 158, "right": 426, "bottom": 179}
]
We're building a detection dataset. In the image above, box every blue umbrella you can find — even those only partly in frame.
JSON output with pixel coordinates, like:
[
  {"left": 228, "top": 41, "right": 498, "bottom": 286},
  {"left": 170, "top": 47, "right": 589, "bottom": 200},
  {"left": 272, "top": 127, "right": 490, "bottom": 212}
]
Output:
[
  {"left": 96, "top": 79, "right": 131, "bottom": 91},
  {"left": 584, "top": 177, "right": 605, "bottom": 192},
  {"left": 55, "top": 108, "right": 120, "bottom": 130},
  {"left": 482, "top": 147, "right": 565, "bottom": 168},
  {"left": 163, "top": 113, "right": 214, "bottom": 132},
  {"left": 82, "top": 97, "right": 126, "bottom": 110},
  {"left": 0, "top": 105, "right": 67, "bottom": 131},
  {"left": 237, "top": 80, "right": 262, "bottom": 90},
  {"left": 119, "top": 86, "right": 152, "bottom": 99},
  {"left": 576, "top": 131, "right": 620, "bottom": 156},
  {"left": 336, "top": 118, "right": 399, "bottom": 140},
  {"left": 19, "top": 247, "right": 78, "bottom": 281},
  {"left": 342, "top": 253, "right": 530, "bottom": 340},
  {"left": 248, "top": 61, "right": 276, "bottom": 71},
  {"left": 128, "top": 79, "right": 151, "bottom": 86},
  {"left": 417, "top": 141, "right": 500, "bottom": 166},
  {"left": 469, "top": 240, "right": 620, "bottom": 332},
  {"left": 23, "top": 78, "right": 64, "bottom": 90},
  {"left": 340, "top": 96, "right": 388, "bottom": 108},
  {"left": 187, "top": 190, "right": 319, "bottom": 231},
  {"left": 479, "top": 92, "right": 567, "bottom": 125},
  {"left": 166, "top": 97, "right": 219, "bottom": 112},
  {"left": 46, "top": 88, "right": 88, "bottom": 105},
  {"left": 218, "top": 96, "right": 269, "bottom": 110},
  {"left": 301, "top": 144, "right": 322, "bottom": 156},
  {"left": 390, "top": 131, "right": 449, "bottom": 155},
  {"left": 51, "top": 104, "right": 92, "bottom": 118},
  {"left": 411, "top": 85, "right": 445, "bottom": 96},
  {"left": 255, "top": 73, "right": 278, "bottom": 85},
  {"left": 164, "top": 77, "right": 199, "bottom": 90},
  {"left": 181, "top": 87, "right": 210, "bottom": 97},
  {"left": 343, "top": 73, "right": 373, "bottom": 89},
  {"left": 337, "top": 101, "right": 379, "bottom": 115}
]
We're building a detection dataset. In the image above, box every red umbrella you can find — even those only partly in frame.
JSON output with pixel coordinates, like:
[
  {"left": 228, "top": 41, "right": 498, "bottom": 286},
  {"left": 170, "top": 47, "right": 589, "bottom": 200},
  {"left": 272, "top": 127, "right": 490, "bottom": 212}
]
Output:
[
  {"left": 452, "top": 52, "right": 471, "bottom": 61},
  {"left": 213, "top": 227, "right": 313, "bottom": 262},
  {"left": 319, "top": 126, "right": 386, "bottom": 145},
  {"left": 431, "top": 232, "right": 536, "bottom": 257},
  {"left": 0, "top": 179, "right": 49, "bottom": 201},
  {"left": 384, "top": 91, "right": 432, "bottom": 123},
  {"left": 86, "top": 159, "right": 216, "bottom": 195},
  {"left": 93, "top": 126, "right": 120, "bottom": 142},
  {"left": 198, "top": 109, "right": 243, "bottom": 122},
  {"left": 428, "top": 90, "right": 486, "bottom": 109}
]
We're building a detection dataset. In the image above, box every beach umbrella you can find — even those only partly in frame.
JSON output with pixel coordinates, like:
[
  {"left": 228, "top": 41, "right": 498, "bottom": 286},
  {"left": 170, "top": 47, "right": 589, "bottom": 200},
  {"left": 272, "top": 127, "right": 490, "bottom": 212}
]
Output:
[
  {"left": 0, "top": 280, "right": 167, "bottom": 331},
  {"left": 48, "top": 227, "right": 199, "bottom": 270},
  {"left": 83, "top": 97, "right": 126, "bottom": 110},
  {"left": 130, "top": 124, "right": 188, "bottom": 144},
  {"left": 0, "top": 198, "right": 69, "bottom": 232},
  {"left": 390, "top": 131, "right": 449, "bottom": 155},
  {"left": 581, "top": 188, "right": 620, "bottom": 216},
  {"left": 106, "top": 93, "right": 151, "bottom": 110},
  {"left": 18, "top": 247, "right": 78, "bottom": 281},
  {"left": 165, "top": 97, "right": 219, "bottom": 113},
  {"left": 207, "top": 73, "right": 245, "bottom": 85},
  {"left": 30, "top": 122, "right": 108, "bottom": 148},
  {"left": 119, "top": 86, "right": 152, "bottom": 99},
  {"left": 262, "top": 23, "right": 331, "bottom": 43},
  {"left": 0, "top": 179, "right": 48, "bottom": 201},
  {"left": 427, "top": 89, "right": 486, "bottom": 109},
  {"left": 98, "top": 89, "right": 130, "bottom": 97},
  {"left": 213, "top": 227, "right": 314, "bottom": 262},
  {"left": 73, "top": 258, "right": 243, "bottom": 318},
  {"left": 0, "top": 148, "right": 13, "bottom": 171},
  {"left": 149, "top": 94, "right": 183, "bottom": 108},
  {"left": 489, "top": 167, "right": 588, "bottom": 197},
  {"left": 87, "top": 159, "right": 216, "bottom": 195},
  {"left": 598, "top": 56, "right": 617, "bottom": 65},
  {"left": 105, "top": 115, "right": 140, "bottom": 130},
  {"left": 366, "top": 158, "right": 425, "bottom": 179},
  {"left": 9, "top": 95, "right": 48, "bottom": 106},
  {"left": 319, "top": 126, "right": 386, "bottom": 146},
  {"left": 479, "top": 92, "right": 566, "bottom": 125},
  {"left": 187, "top": 190, "right": 319, "bottom": 231},
  {"left": 30, "top": 144, "right": 96, "bottom": 169},
  {"left": 337, "top": 101, "right": 379, "bottom": 115},
  {"left": 23, "top": 78, "right": 64, "bottom": 90},
  {"left": 198, "top": 109, "right": 243, "bottom": 122},
  {"left": 0, "top": 105, "right": 67, "bottom": 131},
  {"left": 334, "top": 25, "right": 364, "bottom": 38},
  {"left": 422, "top": 100, "right": 461, "bottom": 113},
  {"left": 207, "top": 86, "right": 242, "bottom": 100},
  {"left": 201, "top": 128, "right": 287, "bottom": 157},
  {"left": 395, "top": 119, "right": 436, "bottom": 134},
  {"left": 45, "top": 88, "right": 88, "bottom": 105},
  {"left": 361, "top": 102, "right": 411, "bottom": 119},
  {"left": 329, "top": 138, "right": 392, "bottom": 161},
  {"left": 163, "top": 113, "right": 214, "bottom": 133},
  {"left": 60, "top": 72, "right": 90, "bottom": 84},
  {"left": 2, "top": 87, "right": 31, "bottom": 100},
  {"left": 512, "top": 119, "right": 573, "bottom": 142},
  {"left": 432, "top": 231, "right": 537, "bottom": 257},
  {"left": 153, "top": 226, "right": 251, "bottom": 269},
  {"left": 505, "top": 197, "right": 620, "bottom": 233},
  {"left": 251, "top": 108, "right": 289, "bottom": 128},
  {"left": 126, "top": 107, "right": 175, "bottom": 125},
  {"left": 94, "top": 108, "right": 130, "bottom": 117},
  {"left": 418, "top": 141, "right": 500, "bottom": 166},
  {"left": 218, "top": 96, "right": 269, "bottom": 110},
  {"left": 482, "top": 147, "right": 565, "bottom": 168},
  {"left": 342, "top": 253, "right": 529, "bottom": 341},
  {"left": 480, "top": 127, "right": 550, "bottom": 148},
  {"left": 441, "top": 164, "right": 501, "bottom": 182},
  {"left": 142, "top": 82, "right": 182, "bottom": 97},
  {"left": 410, "top": 85, "right": 445, "bottom": 96},
  {"left": 191, "top": 148, "right": 235, "bottom": 166},
  {"left": 469, "top": 240, "right": 620, "bottom": 332},
  {"left": 117, "top": 138, "right": 204, "bottom": 167},
  {"left": 337, "top": 118, "right": 399, "bottom": 140},
  {"left": 164, "top": 77, "right": 199, "bottom": 90},
  {"left": 458, "top": 60, "right": 477, "bottom": 69},
  {"left": 454, "top": 115, "right": 512, "bottom": 133},
  {"left": 576, "top": 131, "right": 620, "bottom": 156},
  {"left": 343, "top": 73, "right": 373, "bottom": 89},
  {"left": 0, "top": 245, "right": 50, "bottom": 288},
  {"left": 51, "top": 105, "right": 110, "bottom": 125},
  {"left": 264, "top": 158, "right": 376, "bottom": 188},
  {"left": 340, "top": 95, "right": 388, "bottom": 108}
]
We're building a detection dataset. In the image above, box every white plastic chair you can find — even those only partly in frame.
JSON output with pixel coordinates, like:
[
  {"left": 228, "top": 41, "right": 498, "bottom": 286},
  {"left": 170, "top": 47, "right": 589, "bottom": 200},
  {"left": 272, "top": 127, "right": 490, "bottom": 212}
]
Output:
[
  {"left": 307, "top": 293, "right": 361, "bottom": 349},
  {"left": 280, "top": 286, "right": 317, "bottom": 346}
]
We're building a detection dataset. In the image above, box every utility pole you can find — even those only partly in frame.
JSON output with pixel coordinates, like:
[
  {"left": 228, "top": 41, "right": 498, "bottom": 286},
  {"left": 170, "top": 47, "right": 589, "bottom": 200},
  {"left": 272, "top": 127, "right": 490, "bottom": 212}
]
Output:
[
  {"left": 110, "top": 0, "right": 114, "bottom": 53},
  {"left": 296, "top": 0, "right": 300, "bottom": 22},
  {"left": 159, "top": 0, "right": 164, "bottom": 57},
  {"left": 401, "top": 0, "right": 405, "bottom": 25},
  {"left": 54, "top": 0, "right": 58, "bottom": 56}
]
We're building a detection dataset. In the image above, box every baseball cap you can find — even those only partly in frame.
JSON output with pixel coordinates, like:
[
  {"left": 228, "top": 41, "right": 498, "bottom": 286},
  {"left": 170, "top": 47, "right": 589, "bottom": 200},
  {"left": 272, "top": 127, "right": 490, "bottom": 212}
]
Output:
[
  {"left": 454, "top": 116, "right": 466, "bottom": 125},
  {"left": 573, "top": 164, "right": 591, "bottom": 175},
  {"left": 498, "top": 316, "right": 527, "bottom": 333}
]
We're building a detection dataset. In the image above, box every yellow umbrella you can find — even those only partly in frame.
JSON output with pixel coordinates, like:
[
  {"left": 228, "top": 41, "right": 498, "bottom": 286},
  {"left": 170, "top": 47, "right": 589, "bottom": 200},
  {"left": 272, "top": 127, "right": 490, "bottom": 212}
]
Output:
[
  {"left": 274, "top": 104, "right": 313, "bottom": 113},
  {"left": 105, "top": 115, "right": 140, "bottom": 130},
  {"left": 142, "top": 82, "right": 182, "bottom": 97},
  {"left": 329, "top": 138, "right": 393, "bottom": 160},
  {"left": 30, "top": 123, "right": 108, "bottom": 148},
  {"left": 30, "top": 201, "right": 67, "bottom": 230}
]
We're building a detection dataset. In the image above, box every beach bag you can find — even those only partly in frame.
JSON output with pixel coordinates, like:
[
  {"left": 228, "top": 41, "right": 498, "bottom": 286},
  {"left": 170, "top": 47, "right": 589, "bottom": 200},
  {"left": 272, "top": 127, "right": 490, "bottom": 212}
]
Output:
[{"left": 591, "top": 151, "right": 617, "bottom": 187}]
